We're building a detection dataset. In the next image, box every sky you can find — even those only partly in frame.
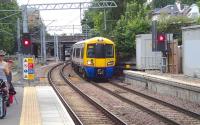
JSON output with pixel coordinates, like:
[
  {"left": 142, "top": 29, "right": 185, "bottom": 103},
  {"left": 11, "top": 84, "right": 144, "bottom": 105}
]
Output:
[{"left": 17, "top": 0, "right": 92, "bottom": 35}]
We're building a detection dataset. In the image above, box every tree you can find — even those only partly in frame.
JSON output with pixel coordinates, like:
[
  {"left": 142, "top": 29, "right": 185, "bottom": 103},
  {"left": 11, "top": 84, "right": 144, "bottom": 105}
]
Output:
[
  {"left": 82, "top": 0, "right": 127, "bottom": 38},
  {"left": 197, "top": 0, "right": 200, "bottom": 7},
  {"left": 157, "top": 14, "right": 195, "bottom": 44},
  {"left": 114, "top": 1, "right": 150, "bottom": 59},
  {"left": 82, "top": 0, "right": 149, "bottom": 58},
  {"left": 151, "top": 0, "right": 198, "bottom": 8},
  {"left": 152, "top": 0, "right": 175, "bottom": 8},
  {"left": 182, "top": 0, "right": 198, "bottom": 5},
  {"left": 0, "top": 1, "right": 20, "bottom": 54}
]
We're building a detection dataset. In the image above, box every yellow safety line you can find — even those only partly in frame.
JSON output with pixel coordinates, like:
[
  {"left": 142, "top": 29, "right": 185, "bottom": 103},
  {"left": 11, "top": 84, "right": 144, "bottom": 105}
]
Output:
[{"left": 20, "top": 87, "right": 42, "bottom": 125}]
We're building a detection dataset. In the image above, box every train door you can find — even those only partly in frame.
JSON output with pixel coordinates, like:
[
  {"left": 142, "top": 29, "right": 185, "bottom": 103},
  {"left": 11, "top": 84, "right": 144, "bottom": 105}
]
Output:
[{"left": 94, "top": 43, "right": 106, "bottom": 68}]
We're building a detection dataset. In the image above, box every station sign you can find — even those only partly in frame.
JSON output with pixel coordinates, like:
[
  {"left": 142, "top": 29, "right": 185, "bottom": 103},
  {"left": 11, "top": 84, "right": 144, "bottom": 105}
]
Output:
[{"left": 23, "top": 58, "right": 35, "bottom": 80}]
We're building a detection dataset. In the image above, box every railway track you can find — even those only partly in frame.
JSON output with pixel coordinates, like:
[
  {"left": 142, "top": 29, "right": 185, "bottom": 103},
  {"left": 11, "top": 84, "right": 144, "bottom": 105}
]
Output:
[
  {"left": 48, "top": 63, "right": 126, "bottom": 125},
  {"left": 63, "top": 63, "right": 171, "bottom": 125},
  {"left": 57, "top": 62, "right": 200, "bottom": 125},
  {"left": 91, "top": 81, "right": 200, "bottom": 125}
]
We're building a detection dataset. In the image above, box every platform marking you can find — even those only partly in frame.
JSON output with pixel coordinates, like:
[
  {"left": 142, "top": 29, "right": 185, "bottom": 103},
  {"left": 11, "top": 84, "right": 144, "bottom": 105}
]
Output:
[{"left": 20, "top": 87, "right": 42, "bottom": 125}]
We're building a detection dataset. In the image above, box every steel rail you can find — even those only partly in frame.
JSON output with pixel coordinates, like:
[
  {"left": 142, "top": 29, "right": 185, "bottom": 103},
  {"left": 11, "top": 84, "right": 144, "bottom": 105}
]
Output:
[
  {"left": 60, "top": 63, "right": 127, "bottom": 125},
  {"left": 91, "top": 81, "right": 180, "bottom": 125},
  {"left": 110, "top": 81, "right": 200, "bottom": 120},
  {"left": 48, "top": 63, "right": 83, "bottom": 125}
]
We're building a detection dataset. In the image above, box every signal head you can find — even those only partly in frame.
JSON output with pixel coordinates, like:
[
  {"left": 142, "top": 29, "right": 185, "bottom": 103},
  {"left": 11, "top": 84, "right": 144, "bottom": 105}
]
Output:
[
  {"left": 157, "top": 34, "right": 166, "bottom": 43},
  {"left": 22, "top": 38, "right": 31, "bottom": 47}
]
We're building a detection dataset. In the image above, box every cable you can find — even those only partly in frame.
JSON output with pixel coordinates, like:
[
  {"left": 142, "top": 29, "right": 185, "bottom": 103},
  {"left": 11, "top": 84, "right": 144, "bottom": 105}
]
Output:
[{"left": 0, "top": 12, "right": 20, "bottom": 21}]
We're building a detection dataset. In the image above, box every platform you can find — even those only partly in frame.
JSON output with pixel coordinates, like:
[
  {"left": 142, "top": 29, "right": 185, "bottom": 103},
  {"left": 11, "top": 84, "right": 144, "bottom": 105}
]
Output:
[
  {"left": 124, "top": 70, "right": 200, "bottom": 103},
  {"left": 0, "top": 86, "right": 75, "bottom": 125}
]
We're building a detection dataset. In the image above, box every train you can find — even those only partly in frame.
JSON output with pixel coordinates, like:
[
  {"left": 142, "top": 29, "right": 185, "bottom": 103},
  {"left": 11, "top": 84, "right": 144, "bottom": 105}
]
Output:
[{"left": 71, "top": 37, "right": 116, "bottom": 80}]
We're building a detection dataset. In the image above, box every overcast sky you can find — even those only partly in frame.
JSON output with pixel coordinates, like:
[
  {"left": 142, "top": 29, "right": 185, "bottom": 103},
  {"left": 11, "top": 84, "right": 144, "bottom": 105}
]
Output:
[{"left": 17, "top": 0, "right": 92, "bottom": 35}]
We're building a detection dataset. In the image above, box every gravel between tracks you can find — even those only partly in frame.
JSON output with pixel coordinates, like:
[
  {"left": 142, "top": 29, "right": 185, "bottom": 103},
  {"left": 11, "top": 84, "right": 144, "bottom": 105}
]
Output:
[
  {"left": 113, "top": 79, "right": 200, "bottom": 116},
  {"left": 99, "top": 83, "right": 200, "bottom": 125},
  {"left": 64, "top": 65, "right": 168, "bottom": 125},
  {"left": 51, "top": 64, "right": 116, "bottom": 125}
]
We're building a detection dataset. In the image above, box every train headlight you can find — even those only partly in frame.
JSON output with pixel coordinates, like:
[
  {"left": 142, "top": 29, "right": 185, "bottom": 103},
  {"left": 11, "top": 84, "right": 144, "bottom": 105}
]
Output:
[
  {"left": 87, "top": 60, "right": 94, "bottom": 65},
  {"left": 97, "top": 38, "right": 104, "bottom": 42},
  {"left": 107, "top": 61, "right": 114, "bottom": 66}
]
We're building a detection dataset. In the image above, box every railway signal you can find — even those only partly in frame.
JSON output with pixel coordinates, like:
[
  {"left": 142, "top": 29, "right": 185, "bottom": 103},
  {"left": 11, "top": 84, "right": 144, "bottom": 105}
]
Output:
[
  {"left": 157, "top": 33, "right": 166, "bottom": 52},
  {"left": 157, "top": 34, "right": 165, "bottom": 43},
  {"left": 22, "top": 33, "right": 32, "bottom": 54}
]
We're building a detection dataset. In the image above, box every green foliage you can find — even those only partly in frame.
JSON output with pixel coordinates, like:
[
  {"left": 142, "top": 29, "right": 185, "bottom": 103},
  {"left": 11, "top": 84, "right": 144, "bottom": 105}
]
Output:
[
  {"left": 152, "top": 0, "right": 175, "bottom": 8},
  {"left": 114, "top": 1, "right": 150, "bottom": 58},
  {"left": 0, "top": 1, "right": 20, "bottom": 54},
  {"left": 158, "top": 14, "right": 195, "bottom": 44},
  {"left": 82, "top": 0, "right": 200, "bottom": 59},
  {"left": 197, "top": 17, "right": 200, "bottom": 24},
  {"left": 152, "top": 0, "right": 198, "bottom": 8},
  {"left": 82, "top": 0, "right": 150, "bottom": 58},
  {"left": 181, "top": 0, "right": 198, "bottom": 5},
  {"left": 197, "top": 0, "right": 200, "bottom": 7},
  {"left": 82, "top": 0, "right": 126, "bottom": 38}
]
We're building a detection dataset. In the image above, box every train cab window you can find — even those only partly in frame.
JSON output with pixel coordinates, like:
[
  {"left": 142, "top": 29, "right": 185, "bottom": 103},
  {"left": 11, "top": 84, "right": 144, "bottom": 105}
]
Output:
[
  {"left": 81, "top": 48, "right": 84, "bottom": 59},
  {"left": 87, "top": 44, "right": 114, "bottom": 58},
  {"left": 73, "top": 48, "right": 76, "bottom": 58},
  {"left": 87, "top": 44, "right": 95, "bottom": 58},
  {"left": 95, "top": 44, "right": 105, "bottom": 58},
  {"left": 105, "top": 44, "right": 114, "bottom": 58},
  {"left": 76, "top": 48, "right": 80, "bottom": 58}
]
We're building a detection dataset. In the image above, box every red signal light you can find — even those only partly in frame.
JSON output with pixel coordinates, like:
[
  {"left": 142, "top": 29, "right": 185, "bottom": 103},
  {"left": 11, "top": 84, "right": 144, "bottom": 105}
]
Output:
[
  {"left": 22, "top": 38, "right": 31, "bottom": 47},
  {"left": 157, "top": 34, "right": 165, "bottom": 43},
  {"left": 21, "top": 33, "right": 32, "bottom": 54}
]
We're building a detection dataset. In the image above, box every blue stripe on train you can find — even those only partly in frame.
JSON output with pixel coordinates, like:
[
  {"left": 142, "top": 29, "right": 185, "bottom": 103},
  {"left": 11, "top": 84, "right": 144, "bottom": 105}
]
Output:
[{"left": 84, "top": 66, "right": 114, "bottom": 79}]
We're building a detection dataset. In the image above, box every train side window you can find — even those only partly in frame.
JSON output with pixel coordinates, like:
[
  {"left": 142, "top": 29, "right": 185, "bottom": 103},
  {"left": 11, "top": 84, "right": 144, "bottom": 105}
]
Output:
[{"left": 76, "top": 48, "right": 80, "bottom": 58}]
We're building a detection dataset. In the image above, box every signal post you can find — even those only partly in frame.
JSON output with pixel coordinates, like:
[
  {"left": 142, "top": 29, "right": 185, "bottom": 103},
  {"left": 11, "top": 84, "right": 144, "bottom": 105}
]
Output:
[
  {"left": 152, "top": 20, "right": 168, "bottom": 72},
  {"left": 21, "top": 32, "right": 35, "bottom": 83}
]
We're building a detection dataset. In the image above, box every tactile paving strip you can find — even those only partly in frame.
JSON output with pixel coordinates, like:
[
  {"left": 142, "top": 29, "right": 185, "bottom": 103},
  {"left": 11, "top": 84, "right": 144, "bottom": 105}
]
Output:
[{"left": 20, "top": 87, "right": 42, "bottom": 125}]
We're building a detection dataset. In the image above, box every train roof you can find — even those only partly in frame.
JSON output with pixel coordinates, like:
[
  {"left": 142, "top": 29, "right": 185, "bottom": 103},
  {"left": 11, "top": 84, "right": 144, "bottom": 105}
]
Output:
[{"left": 74, "top": 37, "right": 114, "bottom": 45}]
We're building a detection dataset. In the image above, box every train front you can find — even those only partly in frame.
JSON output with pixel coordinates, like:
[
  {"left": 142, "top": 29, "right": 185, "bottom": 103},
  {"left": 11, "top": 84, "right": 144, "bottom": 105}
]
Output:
[{"left": 83, "top": 37, "right": 116, "bottom": 79}]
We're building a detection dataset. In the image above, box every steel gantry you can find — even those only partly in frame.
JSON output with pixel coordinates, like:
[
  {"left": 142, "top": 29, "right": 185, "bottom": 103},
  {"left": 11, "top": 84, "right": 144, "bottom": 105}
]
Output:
[
  {"left": 24, "top": 1, "right": 117, "bottom": 31},
  {"left": 20, "top": 1, "right": 117, "bottom": 63},
  {"left": 26, "top": 1, "right": 117, "bottom": 10},
  {"left": 22, "top": 1, "right": 117, "bottom": 32},
  {"left": 47, "top": 25, "right": 83, "bottom": 31},
  {"left": 46, "top": 25, "right": 90, "bottom": 31}
]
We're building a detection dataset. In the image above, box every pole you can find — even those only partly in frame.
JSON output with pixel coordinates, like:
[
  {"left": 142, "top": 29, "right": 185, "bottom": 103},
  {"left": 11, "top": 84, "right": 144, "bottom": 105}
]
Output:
[
  {"left": 80, "top": 3, "right": 82, "bottom": 23},
  {"left": 56, "top": 35, "right": 59, "bottom": 62},
  {"left": 42, "top": 24, "right": 46, "bottom": 64},
  {"left": 86, "top": 19, "right": 88, "bottom": 39},
  {"left": 17, "top": 18, "right": 23, "bottom": 75},
  {"left": 152, "top": 20, "right": 157, "bottom": 51},
  {"left": 17, "top": 18, "right": 21, "bottom": 53},
  {"left": 73, "top": 24, "right": 74, "bottom": 38},
  {"left": 22, "top": 5, "right": 28, "bottom": 33},
  {"left": 40, "top": 24, "right": 43, "bottom": 63},
  {"left": 54, "top": 33, "right": 56, "bottom": 60},
  {"left": 104, "top": 9, "right": 107, "bottom": 31}
]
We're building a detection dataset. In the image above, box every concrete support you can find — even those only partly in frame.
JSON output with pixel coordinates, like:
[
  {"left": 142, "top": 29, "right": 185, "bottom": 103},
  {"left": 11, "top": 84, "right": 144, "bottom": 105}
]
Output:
[{"left": 124, "top": 71, "right": 200, "bottom": 103}]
